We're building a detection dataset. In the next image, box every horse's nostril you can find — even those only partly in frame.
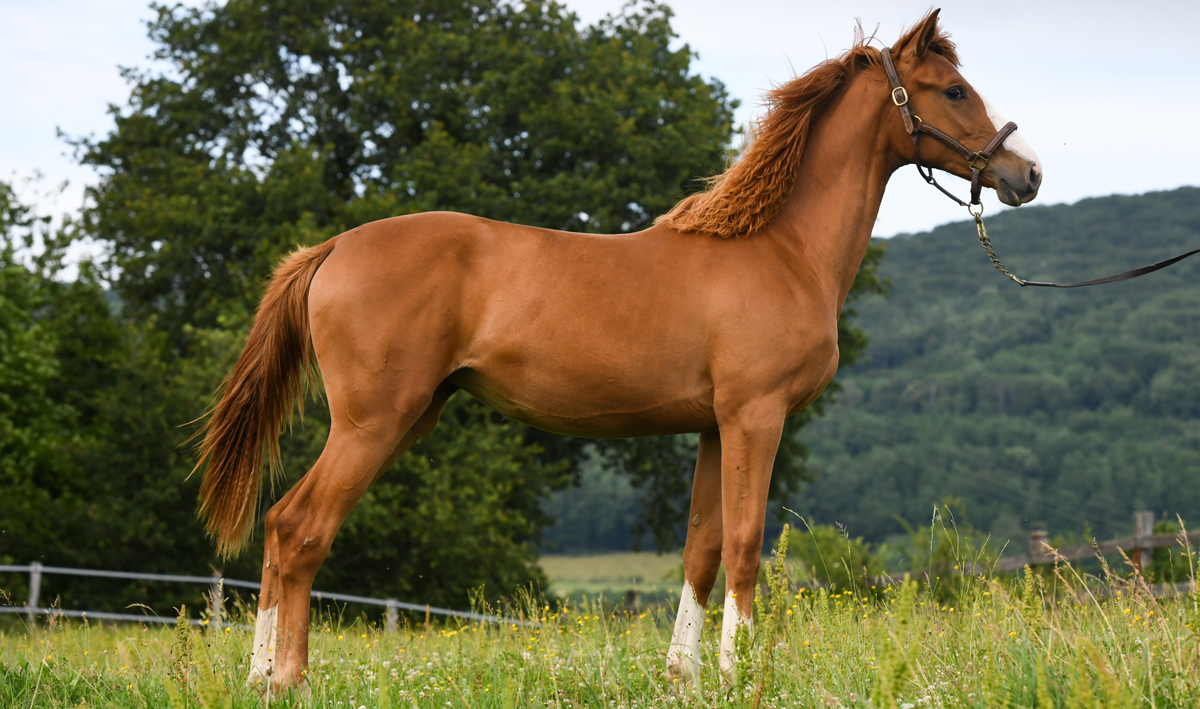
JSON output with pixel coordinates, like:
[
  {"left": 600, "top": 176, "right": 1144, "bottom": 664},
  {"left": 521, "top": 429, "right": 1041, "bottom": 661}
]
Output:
[{"left": 1028, "top": 163, "right": 1042, "bottom": 191}]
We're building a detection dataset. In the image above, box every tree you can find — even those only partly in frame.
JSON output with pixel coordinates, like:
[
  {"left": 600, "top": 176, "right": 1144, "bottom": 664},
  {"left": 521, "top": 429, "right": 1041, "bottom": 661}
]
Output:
[
  {"left": 0, "top": 183, "right": 79, "bottom": 573},
  {"left": 0, "top": 182, "right": 223, "bottom": 612}
]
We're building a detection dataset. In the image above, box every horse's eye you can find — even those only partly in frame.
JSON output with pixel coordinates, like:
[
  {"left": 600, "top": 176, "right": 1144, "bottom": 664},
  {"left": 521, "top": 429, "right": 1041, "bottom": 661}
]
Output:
[{"left": 945, "top": 86, "right": 967, "bottom": 101}]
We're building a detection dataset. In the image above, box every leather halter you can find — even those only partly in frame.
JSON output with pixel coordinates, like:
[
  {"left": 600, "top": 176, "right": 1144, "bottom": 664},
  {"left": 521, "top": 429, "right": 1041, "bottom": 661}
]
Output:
[{"left": 881, "top": 47, "right": 1017, "bottom": 209}]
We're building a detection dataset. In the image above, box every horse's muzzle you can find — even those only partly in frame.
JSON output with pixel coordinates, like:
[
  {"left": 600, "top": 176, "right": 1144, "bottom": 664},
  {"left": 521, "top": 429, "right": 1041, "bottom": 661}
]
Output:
[{"left": 996, "top": 160, "right": 1041, "bottom": 207}]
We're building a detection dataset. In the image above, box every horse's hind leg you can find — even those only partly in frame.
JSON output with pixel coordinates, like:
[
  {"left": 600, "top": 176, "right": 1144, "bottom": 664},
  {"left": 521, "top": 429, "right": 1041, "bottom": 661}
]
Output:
[
  {"left": 666, "top": 431, "right": 722, "bottom": 682},
  {"left": 249, "top": 439, "right": 362, "bottom": 690},
  {"left": 246, "top": 482, "right": 300, "bottom": 688},
  {"left": 267, "top": 381, "right": 455, "bottom": 691}
]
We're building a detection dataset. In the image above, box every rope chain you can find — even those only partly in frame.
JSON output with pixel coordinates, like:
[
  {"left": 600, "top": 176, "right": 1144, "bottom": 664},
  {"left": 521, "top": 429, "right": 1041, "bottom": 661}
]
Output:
[{"left": 973, "top": 213, "right": 1024, "bottom": 285}]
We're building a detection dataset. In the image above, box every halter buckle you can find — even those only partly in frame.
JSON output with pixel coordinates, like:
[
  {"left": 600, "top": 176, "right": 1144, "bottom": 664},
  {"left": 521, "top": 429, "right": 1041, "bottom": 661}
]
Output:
[
  {"left": 891, "top": 86, "right": 909, "bottom": 107},
  {"left": 967, "top": 152, "right": 989, "bottom": 171}
]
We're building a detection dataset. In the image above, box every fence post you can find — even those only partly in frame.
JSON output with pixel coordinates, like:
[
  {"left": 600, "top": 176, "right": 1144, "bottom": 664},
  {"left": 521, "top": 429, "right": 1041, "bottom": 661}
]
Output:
[
  {"left": 1028, "top": 528, "right": 1050, "bottom": 566},
  {"left": 1133, "top": 510, "right": 1155, "bottom": 575},
  {"left": 623, "top": 589, "right": 640, "bottom": 616},
  {"left": 208, "top": 572, "right": 224, "bottom": 626},
  {"left": 26, "top": 562, "right": 42, "bottom": 626},
  {"left": 386, "top": 600, "right": 398, "bottom": 633}
]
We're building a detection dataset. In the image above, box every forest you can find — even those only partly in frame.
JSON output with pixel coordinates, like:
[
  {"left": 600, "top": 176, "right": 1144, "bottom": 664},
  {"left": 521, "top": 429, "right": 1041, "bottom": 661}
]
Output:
[{"left": 791, "top": 187, "right": 1200, "bottom": 547}]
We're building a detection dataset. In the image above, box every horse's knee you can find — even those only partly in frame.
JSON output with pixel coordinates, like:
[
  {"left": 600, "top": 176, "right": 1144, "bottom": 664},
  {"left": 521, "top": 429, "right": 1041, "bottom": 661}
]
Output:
[
  {"left": 724, "top": 534, "right": 763, "bottom": 590},
  {"left": 682, "top": 542, "right": 722, "bottom": 604},
  {"left": 683, "top": 542, "right": 721, "bottom": 577}
]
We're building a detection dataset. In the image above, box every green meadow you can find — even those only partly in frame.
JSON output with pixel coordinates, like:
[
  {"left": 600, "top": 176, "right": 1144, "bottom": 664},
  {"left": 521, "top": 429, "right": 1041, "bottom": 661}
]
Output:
[{"left": 4, "top": 531, "right": 1200, "bottom": 708}]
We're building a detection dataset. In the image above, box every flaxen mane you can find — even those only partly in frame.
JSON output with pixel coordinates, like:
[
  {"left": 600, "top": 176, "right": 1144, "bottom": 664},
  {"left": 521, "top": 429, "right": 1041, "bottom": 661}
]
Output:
[{"left": 656, "top": 15, "right": 959, "bottom": 238}]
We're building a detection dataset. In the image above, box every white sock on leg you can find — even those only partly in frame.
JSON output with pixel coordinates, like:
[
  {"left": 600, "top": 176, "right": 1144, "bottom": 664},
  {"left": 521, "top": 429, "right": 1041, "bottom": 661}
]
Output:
[
  {"left": 247, "top": 604, "right": 277, "bottom": 689},
  {"left": 666, "top": 580, "right": 705, "bottom": 680}
]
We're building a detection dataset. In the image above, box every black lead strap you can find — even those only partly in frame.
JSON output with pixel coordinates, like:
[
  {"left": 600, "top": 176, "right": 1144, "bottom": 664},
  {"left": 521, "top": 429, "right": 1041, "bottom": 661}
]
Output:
[
  {"left": 970, "top": 210, "right": 1200, "bottom": 288},
  {"left": 1017, "top": 247, "right": 1200, "bottom": 289},
  {"left": 877, "top": 45, "right": 1200, "bottom": 289}
]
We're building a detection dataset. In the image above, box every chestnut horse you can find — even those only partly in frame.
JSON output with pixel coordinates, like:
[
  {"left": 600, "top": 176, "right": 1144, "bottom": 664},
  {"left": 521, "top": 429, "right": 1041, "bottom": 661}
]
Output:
[{"left": 196, "top": 10, "right": 1041, "bottom": 689}]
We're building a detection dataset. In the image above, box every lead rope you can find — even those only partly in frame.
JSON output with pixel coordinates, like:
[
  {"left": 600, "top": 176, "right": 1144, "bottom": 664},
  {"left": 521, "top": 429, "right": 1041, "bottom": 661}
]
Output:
[
  {"left": 969, "top": 202, "right": 1200, "bottom": 288},
  {"left": 970, "top": 206, "right": 1024, "bottom": 285}
]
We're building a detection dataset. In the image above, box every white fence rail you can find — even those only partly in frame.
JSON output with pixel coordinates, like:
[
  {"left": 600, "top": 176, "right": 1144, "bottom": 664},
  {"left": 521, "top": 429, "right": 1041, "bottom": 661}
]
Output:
[{"left": 0, "top": 563, "right": 532, "bottom": 629}]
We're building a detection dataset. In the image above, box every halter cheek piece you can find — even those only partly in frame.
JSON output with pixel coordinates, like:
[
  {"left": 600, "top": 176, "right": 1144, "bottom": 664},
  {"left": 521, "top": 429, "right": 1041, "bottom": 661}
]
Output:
[
  {"left": 879, "top": 46, "right": 1200, "bottom": 288},
  {"left": 880, "top": 47, "right": 1017, "bottom": 210}
]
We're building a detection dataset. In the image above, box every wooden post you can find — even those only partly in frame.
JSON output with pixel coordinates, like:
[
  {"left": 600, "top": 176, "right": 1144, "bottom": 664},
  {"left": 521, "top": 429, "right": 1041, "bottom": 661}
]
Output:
[
  {"left": 424, "top": 604, "right": 431, "bottom": 634},
  {"left": 26, "top": 562, "right": 42, "bottom": 627},
  {"left": 1029, "top": 529, "right": 1050, "bottom": 566},
  {"left": 623, "top": 589, "right": 640, "bottom": 615},
  {"left": 208, "top": 572, "right": 223, "bottom": 626},
  {"left": 386, "top": 600, "right": 398, "bottom": 633},
  {"left": 1133, "top": 510, "right": 1155, "bottom": 575}
]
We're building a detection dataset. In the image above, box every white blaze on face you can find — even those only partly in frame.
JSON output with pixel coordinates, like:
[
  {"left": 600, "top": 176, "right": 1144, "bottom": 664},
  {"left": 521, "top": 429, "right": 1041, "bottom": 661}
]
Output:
[
  {"left": 666, "top": 581, "right": 705, "bottom": 679},
  {"left": 247, "top": 604, "right": 278, "bottom": 686},
  {"left": 980, "top": 93, "right": 1042, "bottom": 173},
  {"left": 718, "top": 590, "right": 751, "bottom": 680}
]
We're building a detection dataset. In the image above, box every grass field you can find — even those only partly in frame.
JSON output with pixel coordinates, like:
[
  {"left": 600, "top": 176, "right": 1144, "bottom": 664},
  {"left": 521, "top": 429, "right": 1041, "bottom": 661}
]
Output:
[
  {"left": 4, "top": 536, "right": 1200, "bottom": 707},
  {"left": 541, "top": 552, "right": 682, "bottom": 603}
]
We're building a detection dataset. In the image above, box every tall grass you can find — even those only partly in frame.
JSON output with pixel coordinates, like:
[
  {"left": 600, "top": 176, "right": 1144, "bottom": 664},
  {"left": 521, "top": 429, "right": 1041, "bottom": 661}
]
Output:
[{"left": 3, "top": 527, "right": 1200, "bottom": 707}]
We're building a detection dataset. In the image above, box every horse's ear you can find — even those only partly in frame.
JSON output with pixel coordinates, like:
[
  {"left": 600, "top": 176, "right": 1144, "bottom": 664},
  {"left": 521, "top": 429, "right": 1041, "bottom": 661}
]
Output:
[{"left": 894, "top": 9, "right": 942, "bottom": 60}]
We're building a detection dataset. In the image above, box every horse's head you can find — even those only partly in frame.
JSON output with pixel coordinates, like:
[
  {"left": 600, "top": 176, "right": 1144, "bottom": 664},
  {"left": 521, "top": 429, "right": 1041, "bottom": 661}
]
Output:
[{"left": 888, "top": 10, "right": 1042, "bottom": 207}]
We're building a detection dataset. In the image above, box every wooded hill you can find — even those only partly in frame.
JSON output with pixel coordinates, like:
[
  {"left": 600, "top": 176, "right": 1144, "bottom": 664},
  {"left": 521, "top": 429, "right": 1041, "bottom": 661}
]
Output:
[{"left": 789, "top": 187, "right": 1200, "bottom": 547}]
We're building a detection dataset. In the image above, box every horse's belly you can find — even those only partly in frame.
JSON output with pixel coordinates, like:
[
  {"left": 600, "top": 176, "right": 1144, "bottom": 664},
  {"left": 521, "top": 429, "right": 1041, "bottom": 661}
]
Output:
[{"left": 448, "top": 366, "right": 716, "bottom": 438}]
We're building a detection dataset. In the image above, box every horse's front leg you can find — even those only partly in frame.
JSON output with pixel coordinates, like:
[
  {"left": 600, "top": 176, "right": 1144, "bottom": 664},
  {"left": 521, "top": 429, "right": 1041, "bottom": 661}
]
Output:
[
  {"left": 666, "top": 430, "right": 723, "bottom": 682},
  {"left": 715, "top": 400, "right": 786, "bottom": 682}
]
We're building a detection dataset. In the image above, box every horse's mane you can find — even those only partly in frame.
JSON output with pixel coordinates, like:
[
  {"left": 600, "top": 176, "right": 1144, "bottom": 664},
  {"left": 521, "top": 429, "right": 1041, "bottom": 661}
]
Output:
[{"left": 656, "top": 14, "right": 959, "bottom": 238}]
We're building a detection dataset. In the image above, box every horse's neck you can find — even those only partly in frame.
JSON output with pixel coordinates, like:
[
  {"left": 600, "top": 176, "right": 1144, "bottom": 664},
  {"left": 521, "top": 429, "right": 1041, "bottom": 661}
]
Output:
[{"left": 765, "top": 74, "right": 898, "bottom": 313}]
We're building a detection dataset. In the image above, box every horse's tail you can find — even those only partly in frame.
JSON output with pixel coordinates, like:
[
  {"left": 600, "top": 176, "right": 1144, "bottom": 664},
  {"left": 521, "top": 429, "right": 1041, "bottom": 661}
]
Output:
[{"left": 195, "top": 237, "right": 339, "bottom": 557}]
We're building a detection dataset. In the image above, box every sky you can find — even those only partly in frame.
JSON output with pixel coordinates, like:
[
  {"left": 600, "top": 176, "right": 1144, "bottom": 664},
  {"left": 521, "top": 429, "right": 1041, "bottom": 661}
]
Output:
[{"left": 3, "top": 0, "right": 1200, "bottom": 242}]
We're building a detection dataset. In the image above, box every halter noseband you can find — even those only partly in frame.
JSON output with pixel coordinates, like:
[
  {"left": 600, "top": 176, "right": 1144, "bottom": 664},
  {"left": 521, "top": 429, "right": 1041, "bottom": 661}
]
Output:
[{"left": 880, "top": 47, "right": 1018, "bottom": 210}]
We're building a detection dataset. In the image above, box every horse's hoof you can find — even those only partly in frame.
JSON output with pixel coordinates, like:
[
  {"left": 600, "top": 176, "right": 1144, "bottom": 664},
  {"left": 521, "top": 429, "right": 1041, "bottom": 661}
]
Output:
[
  {"left": 718, "top": 655, "right": 737, "bottom": 685},
  {"left": 665, "top": 657, "right": 699, "bottom": 684},
  {"left": 245, "top": 666, "right": 272, "bottom": 695}
]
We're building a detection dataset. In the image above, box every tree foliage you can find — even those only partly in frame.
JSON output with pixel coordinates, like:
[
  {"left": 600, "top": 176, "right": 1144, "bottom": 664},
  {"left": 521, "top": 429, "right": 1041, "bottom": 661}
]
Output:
[{"left": 0, "top": 184, "right": 80, "bottom": 571}]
